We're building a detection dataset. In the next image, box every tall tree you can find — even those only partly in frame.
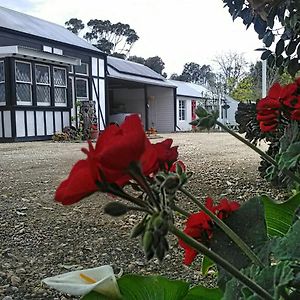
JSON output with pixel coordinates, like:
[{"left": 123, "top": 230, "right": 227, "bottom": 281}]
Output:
[
  {"left": 213, "top": 52, "right": 248, "bottom": 95},
  {"left": 145, "top": 56, "right": 165, "bottom": 75},
  {"left": 128, "top": 56, "right": 146, "bottom": 65},
  {"left": 83, "top": 19, "right": 139, "bottom": 55},
  {"left": 65, "top": 18, "right": 85, "bottom": 35}
]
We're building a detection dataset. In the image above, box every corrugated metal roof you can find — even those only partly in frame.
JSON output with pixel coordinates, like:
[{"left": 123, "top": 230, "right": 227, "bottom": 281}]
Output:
[
  {"left": 168, "top": 80, "right": 201, "bottom": 98},
  {"left": 169, "top": 80, "right": 217, "bottom": 99},
  {"left": 107, "top": 56, "right": 166, "bottom": 81},
  {"left": 0, "top": 6, "right": 101, "bottom": 53},
  {"left": 107, "top": 57, "right": 176, "bottom": 88}
]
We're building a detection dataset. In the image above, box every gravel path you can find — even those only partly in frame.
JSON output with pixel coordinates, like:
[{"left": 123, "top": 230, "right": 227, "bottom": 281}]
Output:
[{"left": 0, "top": 132, "right": 284, "bottom": 299}]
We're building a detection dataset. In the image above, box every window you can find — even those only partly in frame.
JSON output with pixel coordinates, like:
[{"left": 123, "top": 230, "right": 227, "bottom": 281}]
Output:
[
  {"left": 68, "top": 65, "right": 74, "bottom": 74},
  {"left": 35, "top": 64, "right": 51, "bottom": 106},
  {"left": 53, "top": 48, "right": 63, "bottom": 55},
  {"left": 75, "top": 78, "right": 88, "bottom": 100},
  {"left": 75, "top": 63, "right": 88, "bottom": 75},
  {"left": 0, "top": 61, "right": 5, "bottom": 104},
  {"left": 53, "top": 67, "right": 67, "bottom": 106},
  {"left": 43, "top": 45, "right": 52, "bottom": 53},
  {"left": 179, "top": 100, "right": 186, "bottom": 121},
  {"left": 15, "top": 61, "right": 32, "bottom": 104}
]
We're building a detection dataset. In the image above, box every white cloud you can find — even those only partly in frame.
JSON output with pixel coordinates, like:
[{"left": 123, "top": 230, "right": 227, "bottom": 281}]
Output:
[{"left": 0, "top": 0, "right": 263, "bottom": 75}]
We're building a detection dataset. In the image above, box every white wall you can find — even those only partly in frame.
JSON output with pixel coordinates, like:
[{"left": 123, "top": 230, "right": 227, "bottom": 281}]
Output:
[
  {"left": 147, "top": 86, "right": 175, "bottom": 132},
  {"left": 91, "top": 57, "right": 106, "bottom": 130},
  {"left": 110, "top": 88, "right": 146, "bottom": 127},
  {"left": 176, "top": 96, "right": 193, "bottom": 131}
]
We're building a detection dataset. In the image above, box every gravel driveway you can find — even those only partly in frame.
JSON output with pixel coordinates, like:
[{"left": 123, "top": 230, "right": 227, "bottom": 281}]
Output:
[{"left": 0, "top": 132, "right": 282, "bottom": 299}]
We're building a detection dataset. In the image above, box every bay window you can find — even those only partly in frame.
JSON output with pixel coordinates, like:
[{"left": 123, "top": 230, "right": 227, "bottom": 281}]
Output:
[
  {"left": 53, "top": 67, "right": 67, "bottom": 106},
  {"left": 36, "top": 64, "right": 51, "bottom": 106},
  {"left": 16, "top": 61, "right": 32, "bottom": 105},
  {"left": 0, "top": 61, "right": 5, "bottom": 105}
]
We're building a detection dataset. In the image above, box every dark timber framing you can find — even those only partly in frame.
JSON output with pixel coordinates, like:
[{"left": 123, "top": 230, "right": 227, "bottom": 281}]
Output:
[{"left": 0, "top": 14, "right": 107, "bottom": 142}]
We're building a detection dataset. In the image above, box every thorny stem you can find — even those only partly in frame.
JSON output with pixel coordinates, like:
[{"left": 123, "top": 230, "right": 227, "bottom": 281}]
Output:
[
  {"left": 170, "top": 224, "right": 273, "bottom": 300},
  {"left": 180, "top": 187, "right": 265, "bottom": 268},
  {"left": 216, "top": 121, "right": 300, "bottom": 185}
]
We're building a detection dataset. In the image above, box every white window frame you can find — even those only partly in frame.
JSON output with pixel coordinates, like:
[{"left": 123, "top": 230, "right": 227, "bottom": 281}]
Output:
[
  {"left": 43, "top": 45, "right": 52, "bottom": 53},
  {"left": 53, "top": 66, "right": 67, "bottom": 107},
  {"left": 179, "top": 100, "right": 186, "bottom": 121},
  {"left": 75, "top": 78, "right": 89, "bottom": 101},
  {"left": 75, "top": 63, "right": 89, "bottom": 76},
  {"left": 15, "top": 61, "right": 32, "bottom": 106},
  {"left": 53, "top": 48, "right": 63, "bottom": 55},
  {"left": 69, "top": 65, "right": 74, "bottom": 74},
  {"left": 0, "top": 60, "right": 5, "bottom": 106},
  {"left": 35, "top": 64, "right": 51, "bottom": 106}
]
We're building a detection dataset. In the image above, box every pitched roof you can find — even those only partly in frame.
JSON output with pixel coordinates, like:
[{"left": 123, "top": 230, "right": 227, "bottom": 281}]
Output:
[
  {"left": 107, "top": 56, "right": 176, "bottom": 88},
  {"left": 169, "top": 80, "right": 216, "bottom": 98},
  {"left": 0, "top": 6, "right": 102, "bottom": 53}
]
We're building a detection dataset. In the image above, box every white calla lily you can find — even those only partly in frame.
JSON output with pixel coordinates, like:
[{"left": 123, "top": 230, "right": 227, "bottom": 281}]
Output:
[{"left": 42, "top": 265, "right": 121, "bottom": 299}]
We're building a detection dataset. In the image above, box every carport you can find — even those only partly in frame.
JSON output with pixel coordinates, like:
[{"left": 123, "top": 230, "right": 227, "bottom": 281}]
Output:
[{"left": 107, "top": 56, "right": 177, "bottom": 132}]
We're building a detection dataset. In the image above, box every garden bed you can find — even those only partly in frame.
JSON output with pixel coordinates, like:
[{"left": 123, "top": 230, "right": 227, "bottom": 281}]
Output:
[{"left": 0, "top": 132, "right": 285, "bottom": 299}]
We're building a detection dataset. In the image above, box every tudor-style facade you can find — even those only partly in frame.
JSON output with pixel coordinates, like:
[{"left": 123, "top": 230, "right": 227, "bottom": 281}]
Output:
[{"left": 0, "top": 6, "right": 107, "bottom": 142}]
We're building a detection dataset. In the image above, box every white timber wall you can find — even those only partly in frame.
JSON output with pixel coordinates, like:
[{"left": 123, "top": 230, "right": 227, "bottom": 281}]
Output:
[
  {"left": 147, "top": 87, "right": 174, "bottom": 132},
  {"left": 176, "top": 96, "right": 193, "bottom": 131},
  {"left": 91, "top": 57, "right": 106, "bottom": 130},
  {"left": 0, "top": 111, "right": 12, "bottom": 138},
  {"left": 15, "top": 110, "right": 70, "bottom": 137}
]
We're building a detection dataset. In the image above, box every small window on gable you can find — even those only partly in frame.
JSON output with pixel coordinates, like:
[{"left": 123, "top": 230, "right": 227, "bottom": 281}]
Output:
[
  {"left": 43, "top": 45, "right": 52, "bottom": 53},
  {"left": 53, "top": 48, "right": 63, "bottom": 55},
  {"left": 53, "top": 67, "right": 67, "bottom": 106},
  {"left": 0, "top": 61, "right": 5, "bottom": 105},
  {"left": 75, "top": 63, "right": 88, "bottom": 75},
  {"left": 15, "top": 61, "right": 32, "bottom": 105}
]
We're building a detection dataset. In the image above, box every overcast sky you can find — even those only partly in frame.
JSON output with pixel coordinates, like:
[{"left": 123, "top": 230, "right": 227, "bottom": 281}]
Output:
[{"left": 0, "top": 0, "right": 263, "bottom": 76}]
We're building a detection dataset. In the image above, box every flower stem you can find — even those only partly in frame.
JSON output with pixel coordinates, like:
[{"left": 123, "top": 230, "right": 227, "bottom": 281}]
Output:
[
  {"left": 170, "top": 224, "right": 273, "bottom": 300},
  {"left": 216, "top": 121, "right": 300, "bottom": 185},
  {"left": 171, "top": 203, "right": 191, "bottom": 218},
  {"left": 180, "top": 187, "right": 264, "bottom": 268}
]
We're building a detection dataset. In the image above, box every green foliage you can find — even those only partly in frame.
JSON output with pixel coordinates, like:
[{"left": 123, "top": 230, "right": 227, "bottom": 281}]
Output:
[
  {"left": 261, "top": 192, "right": 300, "bottom": 237},
  {"left": 201, "top": 256, "right": 215, "bottom": 276},
  {"left": 230, "top": 76, "right": 256, "bottom": 102},
  {"left": 145, "top": 56, "right": 165, "bottom": 75},
  {"left": 65, "top": 18, "right": 84, "bottom": 35},
  {"left": 190, "top": 106, "right": 218, "bottom": 130},
  {"left": 210, "top": 198, "right": 268, "bottom": 288},
  {"left": 83, "top": 275, "right": 223, "bottom": 300},
  {"left": 223, "top": 0, "right": 300, "bottom": 77}
]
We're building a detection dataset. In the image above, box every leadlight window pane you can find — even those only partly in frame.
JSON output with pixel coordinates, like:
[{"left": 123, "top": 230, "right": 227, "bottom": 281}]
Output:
[
  {"left": 53, "top": 68, "right": 66, "bottom": 86},
  {"left": 16, "top": 62, "right": 31, "bottom": 82},
  {"left": 0, "top": 61, "right": 4, "bottom": 82},
  {"left": 76, "top": 79, "right": 88, "bottom": 98},
  {"left": 0, "top": 84, "right": 5, "bottom": 102},
  {"left": 37, "top": 85, "right": 50, "bottom": 103},
  {"left": 16, "top": 83, "right": 32, "bottom": 102},
  {"left": 54, "top": 87, "right": 66, "bottom": 103},
  {"left": 75, "top": 63, "right": 88, "bottom": 75},
  {"left": 36, "top": 65, "right": 50, "bottom": 84}
]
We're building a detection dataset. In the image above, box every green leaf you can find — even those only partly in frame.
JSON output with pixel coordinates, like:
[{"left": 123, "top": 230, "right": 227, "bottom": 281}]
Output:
[
  {"left": 286, "top": 39, "right": 298, "bottom": 56},
  {"left": 261, "top": 49, "right": 272, "bottom": 60},
  {"left": 201, "top": 256, "right": 215, "bottom": 276},
  {"left": 278, "top": 142, "right": 300, "bottom": 170},
  {"left": 288, "top": 58, "right": 300, "bottom": 77},
  {"left": 210, "top": 198, "right": 268, "bottom": 288},
  {"left": 275, "top": 39, "right": 285, "bottom": 56},
  {"left": 82, "top": 291, "right": 111, "bottom": 300},
  {"left": 260, "top": 192, "right": 300, "bottom": 237},
  {"left": 117, "top": 275, "right": 189, "bottom": 300},
  {"left": 273, "top": 219, "right": 300, "bottom": 261},
  {"left": 184, "top": 286, "right": 223, "bottom": 300}
]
